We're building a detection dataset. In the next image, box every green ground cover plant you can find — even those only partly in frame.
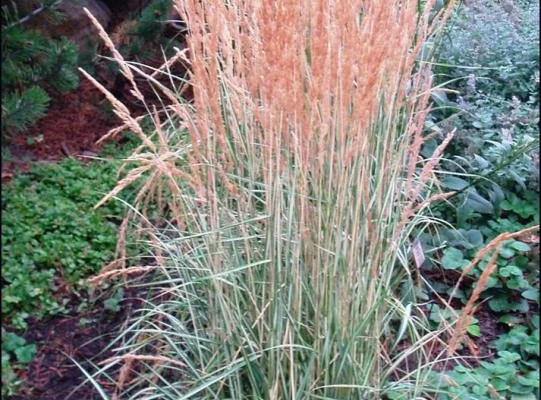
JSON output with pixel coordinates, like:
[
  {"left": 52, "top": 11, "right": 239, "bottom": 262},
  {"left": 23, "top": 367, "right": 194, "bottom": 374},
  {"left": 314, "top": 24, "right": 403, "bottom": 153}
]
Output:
[
  {"left": 0, "top": 143, "right": 141, "bottom": 398},
  {"left": 2, "top": 158, "right": 122, "bottom": 328},
  {"left": 419, "top": 0, "right": 540, "bottom": 398}
]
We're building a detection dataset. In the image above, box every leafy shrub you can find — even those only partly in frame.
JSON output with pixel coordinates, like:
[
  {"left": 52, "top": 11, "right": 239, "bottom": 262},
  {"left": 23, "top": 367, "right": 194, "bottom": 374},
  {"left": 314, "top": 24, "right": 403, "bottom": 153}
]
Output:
[
  {"left": 430, "top": 354, "right": 539, "bottom": 399},
  {"left": 419, "top": 1, "right": 540, "bottom": 398},
  {"left": 437, "top": 0, "right": 539, "bottom": 99},
  {"left": 429, "top": 316, "right": 540, "bottom": 399}
]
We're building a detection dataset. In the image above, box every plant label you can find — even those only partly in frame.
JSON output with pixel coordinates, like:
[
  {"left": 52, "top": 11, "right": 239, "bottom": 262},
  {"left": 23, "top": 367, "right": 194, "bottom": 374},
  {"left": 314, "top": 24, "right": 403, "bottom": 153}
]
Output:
[{"left": 411, "top": 239, "right": 425, "bottom": 269}]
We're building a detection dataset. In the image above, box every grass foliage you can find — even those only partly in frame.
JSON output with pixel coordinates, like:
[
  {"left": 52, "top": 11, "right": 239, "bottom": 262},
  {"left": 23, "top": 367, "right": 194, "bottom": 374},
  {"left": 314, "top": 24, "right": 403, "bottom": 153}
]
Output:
[{"left": 81, "top": 1, "right": 472, "bottom": 399}]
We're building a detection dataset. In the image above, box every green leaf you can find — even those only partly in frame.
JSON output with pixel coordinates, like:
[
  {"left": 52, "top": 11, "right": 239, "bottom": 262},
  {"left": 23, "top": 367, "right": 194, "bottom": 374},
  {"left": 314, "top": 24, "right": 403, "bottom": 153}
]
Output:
[
  {"left": 499, "top": 247, "right": 516, "bottom": 259},
  {"left": 464, "top": 229, "right": 484, "bottom": 248},
  {"left": 510, "top": 395, "right": 537, "bottom": 400},
  {"left": 498, "top": 314, "right": 521, "bottom": 326},
  {"left": 2, "top": 332, "right": 25, "bottom": 352},
  {"left": 480, "top": 361, "right": 514, "bottom": 377},
  {"left": 512, "top": 299, "right": 529, "bottom": 313},
  {"left": 441, "top": 247, "right": 466, "bottom": 270},
  {"left": 509, "top": 241, "right": 531, "bottom": 252},
  {"left": 521, "top": 289, "right": 538, "bottom": 302},
  {"left": 499, "top": 265, "right": 522, "bottom": 278},
  {"left": 510, "top": 383, "right": 534, "bottom": 395},
  {"left": 464, "top": 190, "right": 494, "bottom": 214},
  {"left": 489, "top": 297, "right": 511, "bottom": 312},
  {"left": 491, "top": 379, "right": 510, "bottom": 392},
  {"left": 474, "top": 154, "right": 489, "bottom": 169},
  {"left": 441, "top": 176, "right": 470, "bottom": 191},
  {"left": 14, "top": 344, "right": 37, "bottom": 364},
  {"left": 517, "top": 375, "right": 539, "bottom": 388},
  {"left": 467, "top": 324, "right": 481, "bottom": 337},
  {"left": 498, "top": 351, "right": 521, "bottom": 363}
]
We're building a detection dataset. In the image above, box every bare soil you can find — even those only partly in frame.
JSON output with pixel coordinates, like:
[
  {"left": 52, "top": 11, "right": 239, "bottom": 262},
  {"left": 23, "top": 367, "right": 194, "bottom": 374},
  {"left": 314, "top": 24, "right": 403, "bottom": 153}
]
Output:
[{"left": 11, "top": 287, "right": 145, "bottom": 400}]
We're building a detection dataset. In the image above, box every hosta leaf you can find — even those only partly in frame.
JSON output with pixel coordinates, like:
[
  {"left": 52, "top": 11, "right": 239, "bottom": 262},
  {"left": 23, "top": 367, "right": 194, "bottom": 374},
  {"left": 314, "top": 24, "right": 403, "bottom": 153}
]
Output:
[{"left": 464, "top": 190, "right": 494, "bottom": 214}]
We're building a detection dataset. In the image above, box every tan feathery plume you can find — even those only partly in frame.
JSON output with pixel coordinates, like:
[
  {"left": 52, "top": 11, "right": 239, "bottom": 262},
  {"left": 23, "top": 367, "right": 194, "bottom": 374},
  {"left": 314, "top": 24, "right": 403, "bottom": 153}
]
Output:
[
  {"left": 447, "top": 225, "right": 539, "bottom": 355},
  {"left": 83, "top": 8, "right": 144, "bottom": 102}
]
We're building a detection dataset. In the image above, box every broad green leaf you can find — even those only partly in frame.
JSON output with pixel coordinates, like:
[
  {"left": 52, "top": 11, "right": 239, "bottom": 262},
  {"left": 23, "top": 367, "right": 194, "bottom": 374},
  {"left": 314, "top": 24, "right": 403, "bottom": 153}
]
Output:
[
  {"left": 510, "top": 383, "right": 534, "bottom": 395},
  {"left": 517, "top": 375, "right": 539, "bottom": 388},
  {"left": 491, "top": 379, "right": 510, "bottom": 391},
  {"left": 498, "top": 350, "right": 521, "bottom": 363},
  {"left": 464, "top": 229, "right": 484, "bottom": 248},
  {"left": 474, "top": 154, "right": 489, "bottom": 169},
  {"left": 489, "top": 297, "right": 511, "bottom": 312},
  {"left": 509, "top": 241, "right": 531, "bottom": 252},
  {"left": 498, "top": 314, "right": 521, "bottom": 326},
  {"left": 499, "top": 247, "right": 516, "bottom": 259},
  {"left": 467, "top": 324, "right": 481, "bottom": 337},
  {"left": 480, "top": 361, "right": 514, "bottom": 376},
  {"left": 510, "top": 395, "right": 537, "bottom": 400},
  {"left": 14, "top": 344, "right": 37, "bottom": 364},
  {"left": 2, "top": 332, "right": 26, "bottom": 352},
  {"left": 464, "top": 190, "right": 494, "bottom": 214},
  {"left": 499, "top": 265, "right": 522, "bottom": 277},
  {"left": 441, "top": 176, "right": 470, "bottom": 191},
  {"left": 521, "top": 289, "right": 538, "bottom": 302},
  {"left": 441, "top": 247, "right": 465, "bottom": 270}
]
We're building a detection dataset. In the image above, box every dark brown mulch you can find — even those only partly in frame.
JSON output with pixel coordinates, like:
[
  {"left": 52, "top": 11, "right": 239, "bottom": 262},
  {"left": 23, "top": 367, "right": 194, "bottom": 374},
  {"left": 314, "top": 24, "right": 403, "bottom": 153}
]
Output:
[
  {"left": 10, "top": 287, "right": 145, "bottom": 400},
  {"left": 2, "top": 76, "right": 122, "bottom": 182},
  {"left": 2, "top": 52, "right": 192, "bottom": 184}
]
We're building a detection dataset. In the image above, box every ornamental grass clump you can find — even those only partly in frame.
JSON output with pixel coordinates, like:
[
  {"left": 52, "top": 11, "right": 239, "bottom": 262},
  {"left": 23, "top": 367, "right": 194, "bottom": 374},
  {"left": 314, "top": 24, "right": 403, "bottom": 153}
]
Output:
[{"left": 84, "top": 1, "right": 460, "bottom": 398}]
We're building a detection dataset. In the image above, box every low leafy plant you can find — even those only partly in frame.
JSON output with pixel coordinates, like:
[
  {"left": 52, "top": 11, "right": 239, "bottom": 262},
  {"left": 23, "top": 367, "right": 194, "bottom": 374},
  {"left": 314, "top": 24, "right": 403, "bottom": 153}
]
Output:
[
  {"left": 103, "top": 287, "right": 124, "bottom": 313},
  {"left": 491, "top": 320, "right": 540, "bottom": 372},
  {"left": 428, "top": 303, "right": 481, "bottom": 337},
  {"left": 424, "top": 232, "right": 538, "bottom": 313},
  {"left": 437, "top": 0, "right": 539, "bottom": 100},
  {"left": 1, "top": 329, "right": 36, "bottom": 399},
  {"left": 430, "top": 349, "right": 539, "bottom": 399},
  {"left": 420, "top": 2, "right": 540, "bottom": 399},
  {"left": 1, "top": 139, "right": 145, "bottom": 398},
  {"left": 1, "top": 158, "right": 125, "bottom": 329}
]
